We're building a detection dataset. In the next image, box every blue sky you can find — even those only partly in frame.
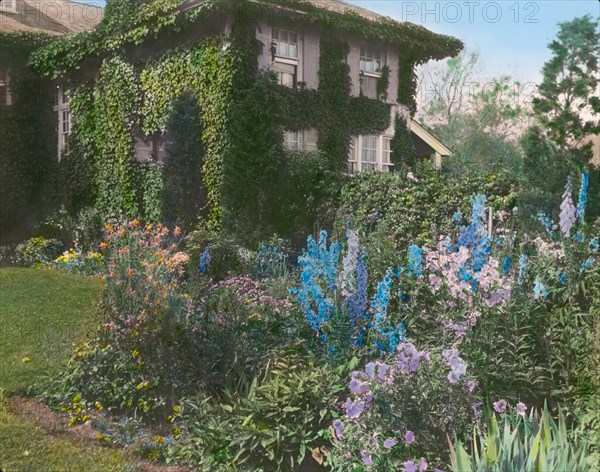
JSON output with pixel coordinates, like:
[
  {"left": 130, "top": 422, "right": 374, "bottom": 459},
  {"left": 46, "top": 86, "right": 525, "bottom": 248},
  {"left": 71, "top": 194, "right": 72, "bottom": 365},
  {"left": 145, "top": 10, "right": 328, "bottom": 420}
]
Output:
[
  {"left": 348, "top": 0, "right": 600, "bottom": 83},
  {"left": 79, "top": 1, "right": 598, "bottom": 83}
]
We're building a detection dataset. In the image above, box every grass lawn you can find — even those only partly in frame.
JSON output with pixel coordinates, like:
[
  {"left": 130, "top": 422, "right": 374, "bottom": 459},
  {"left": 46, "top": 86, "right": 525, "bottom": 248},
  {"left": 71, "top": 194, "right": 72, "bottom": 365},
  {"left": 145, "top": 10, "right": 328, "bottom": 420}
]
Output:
[
  {"left": 0, "top": 267, "right": 138, "bottom": 471},
  {"left": 0, "top": 267, "right": 102, "bottom": 393}
]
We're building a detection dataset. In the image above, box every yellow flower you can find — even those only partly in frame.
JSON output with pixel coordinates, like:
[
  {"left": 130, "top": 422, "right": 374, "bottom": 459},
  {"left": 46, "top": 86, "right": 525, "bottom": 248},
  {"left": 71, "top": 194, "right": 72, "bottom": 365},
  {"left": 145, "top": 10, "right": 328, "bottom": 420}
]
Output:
[
  {"left": 132, "top": 350, "right": 140, "bottom": 359},
  {"left": 22, "top": 356, "right": 32, "bottom": 363},
  {"left": 95, "top": 402, "right": 103, "bottom": 411}
]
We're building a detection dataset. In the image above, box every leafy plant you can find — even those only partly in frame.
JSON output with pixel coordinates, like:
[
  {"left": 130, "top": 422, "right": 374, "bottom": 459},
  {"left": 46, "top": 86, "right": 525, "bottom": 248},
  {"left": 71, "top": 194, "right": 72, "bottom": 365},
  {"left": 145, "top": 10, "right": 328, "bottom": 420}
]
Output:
[{"left": 448, "top": 404, "right": 589, "bottom": 472}]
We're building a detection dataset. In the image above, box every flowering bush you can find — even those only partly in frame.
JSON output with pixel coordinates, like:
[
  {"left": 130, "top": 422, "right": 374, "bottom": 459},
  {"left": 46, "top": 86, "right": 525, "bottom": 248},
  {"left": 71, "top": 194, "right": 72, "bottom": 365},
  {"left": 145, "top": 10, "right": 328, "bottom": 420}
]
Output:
[
  {"left": 15, "top": 237, "right": 63, "bottom": 265},
  {"left": 52, "top": 245, "right": 104, "bottom": 275}
]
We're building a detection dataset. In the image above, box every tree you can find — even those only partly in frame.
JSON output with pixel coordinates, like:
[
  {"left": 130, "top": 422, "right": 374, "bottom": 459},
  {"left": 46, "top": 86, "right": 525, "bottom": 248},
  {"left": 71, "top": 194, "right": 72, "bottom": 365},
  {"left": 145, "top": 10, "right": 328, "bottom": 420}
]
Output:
[{"left": 522, "top": 15, "right": 600, "bottom": 197}]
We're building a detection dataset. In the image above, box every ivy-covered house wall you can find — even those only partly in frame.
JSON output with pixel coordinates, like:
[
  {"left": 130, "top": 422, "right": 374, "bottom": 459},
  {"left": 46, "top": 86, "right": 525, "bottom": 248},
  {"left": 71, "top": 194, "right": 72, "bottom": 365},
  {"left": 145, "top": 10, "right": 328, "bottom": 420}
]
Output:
[
  {"left": 0, "top": 32, "right": 56, "bottom": 242},
  {"left": 29, "top": 0, "right": 462, "bottom": 244}
]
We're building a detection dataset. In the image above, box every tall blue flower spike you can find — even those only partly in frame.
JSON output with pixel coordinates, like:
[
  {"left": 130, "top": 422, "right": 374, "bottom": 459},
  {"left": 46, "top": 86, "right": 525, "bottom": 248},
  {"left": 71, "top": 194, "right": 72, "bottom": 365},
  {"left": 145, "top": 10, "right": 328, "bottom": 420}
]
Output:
[
  {"left": 517, "top": 254, "right": 528, "bottom": 284},
  {"left": 407, "top": 245, "right": 423, "bottom": 278},
  {"left": 577, "top": 171, "right": 589, "bottom": 222},
  {"left": 537, "top": 213, "right": 555, "bottom": 237},
  {"left": 198, "top": 247, "right": 211, "bottom": 273},
  {"left": 534, "top": 276, "right": 548, "bottom": 300}
]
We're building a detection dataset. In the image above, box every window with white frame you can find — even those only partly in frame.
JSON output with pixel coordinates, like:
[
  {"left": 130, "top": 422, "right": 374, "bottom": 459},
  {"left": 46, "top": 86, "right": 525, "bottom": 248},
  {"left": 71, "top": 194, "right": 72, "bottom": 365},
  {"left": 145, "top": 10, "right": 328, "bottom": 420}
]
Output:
[
  {"left": 349, "top": 135, "right": 394, "bottom": 173},
  {"left": 284, "top": 130, "right": 301, "bottom": 150},
  {"left": 273, "top": 62, "right": 296, "bottom": 88},
  {"left": 284, "top": 129, "right": 318, "bottom": 152},
  {"left": 55, "top": 85, "right": 72, "bottom": 157},
  {"left": 0, "top": 68, "right": 9, "bottom": 106},
  {"left": 361, "top": 75, "right": 378, "bottom": 99},
  {"left": 272, "top": 28, "right": 298, "bottom": 60},
  {"left": 361, "top": 135, "right": 378, "bottom": 171},
  {"left": 360, "top": 46, "right": 383, "bottom": 73}
]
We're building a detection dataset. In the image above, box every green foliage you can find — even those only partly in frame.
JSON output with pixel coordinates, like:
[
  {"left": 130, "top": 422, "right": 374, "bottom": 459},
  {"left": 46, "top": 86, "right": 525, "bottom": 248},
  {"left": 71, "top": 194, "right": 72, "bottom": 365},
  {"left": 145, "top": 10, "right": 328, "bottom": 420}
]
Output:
[
  {"left": 0, "top": 34, "right": 56, "bottom": 241},
  {"left": 93, "top": 57, "right": 142, "bottom": 222},
  {"left": 337, "top": 168, "right": 518, "bottom": 279},
  {"left": 136, "top": 161, "right": 164, "bottom": 223},
  {"left": 161, "top": 94, "right": 204, "bottom": 229},
  {"left": 390, "top": 113, "right": 417, "bottom": 170},
  {"left": 449, "top": 405, "right": 589, "bottom": 472},
  {"left": 14, "top": 237, "right": 63, "bottom": 265},
  {"left": 169, "top": 351, "right": 340, "bottom": 471}
]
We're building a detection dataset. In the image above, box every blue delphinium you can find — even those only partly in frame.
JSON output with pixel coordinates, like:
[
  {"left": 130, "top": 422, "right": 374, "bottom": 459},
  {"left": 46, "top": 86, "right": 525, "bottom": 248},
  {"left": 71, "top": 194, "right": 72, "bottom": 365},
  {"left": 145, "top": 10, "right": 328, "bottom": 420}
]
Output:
[
  {"left": 407, "top": 245, "right": 423, "bottom": 278},
  {"left": 537, "top": 213, "right": 555, "bottom": 237},
  {"left": 198, "top": 247, "right": 211, "bottom": 273},
  {"left": 590, "top": 237, "right": 599, "bottom": 253},
  {"left": 457, "top": 194, "right": 492, "bottom": 275},
  {"left": 453, "top": 212, "right": 462, "bottom": 222},
  {"left": 534, "top": 276, "right": 548, "bottom": 300},
  {"left": 471, "top": 194, "right": 488, "bottom": 237},
  {"left": 295, "top": 231, "right": 340, "bottom": 341},
  {"left": 517, "top": 254, "right": 528, "bottom": 284},
  {"left": 502, "top": 257, "right": 511, "bottom": 276},
  {"left": 556, "top": 270, "right": 567, "bottom": 285},
  {"left": 580, "top": 257, "right": 596, "bottom": 273},
  {"left": 572, "top": 231, "right": 585, "bottom": 244},
  {"left": 577, "top": 171, "right": 589, "bottom": 222},
  {"left": 348, "top": 251, "right": 368, "bottom": 331}
]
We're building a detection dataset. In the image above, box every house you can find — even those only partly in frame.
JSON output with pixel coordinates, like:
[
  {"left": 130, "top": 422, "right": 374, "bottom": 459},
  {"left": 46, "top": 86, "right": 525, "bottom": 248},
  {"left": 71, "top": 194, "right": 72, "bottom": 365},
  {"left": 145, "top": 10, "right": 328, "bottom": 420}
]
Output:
[
  {"left": 2, "top": 0, "right": 461, "bottom": 235},
  {"left": 22, "top": 0, "right": 459, "bottom": 167}
]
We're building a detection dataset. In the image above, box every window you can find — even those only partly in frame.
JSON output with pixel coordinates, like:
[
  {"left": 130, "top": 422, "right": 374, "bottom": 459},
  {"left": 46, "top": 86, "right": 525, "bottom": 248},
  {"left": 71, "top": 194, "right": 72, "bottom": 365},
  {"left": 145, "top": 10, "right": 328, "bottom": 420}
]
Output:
[
  {"left": 284, "top": 130, "right": 300, "bottom": 150},
  {"left": 361, "top": 75, "right": 378, "bottom": 99},
  {"left": 349, "top": 135, "right": 394, "bottom": 173},
  {"left": 361, "top": 135, "right": 378, "bottom": 171},
  {"left": 360, "top": 46, "right": 383, "bottom": 73},
  {"left": 283, "top": 129, "right": 318, "bottom": 152},
  {"left": 382, "top": 138, "right": 393, "bottom": 171},
  {"left": 0, "top": 68, "right": 9, "bottom": 106},
  {"left": 272, "top": 28, "right": 298, "bottom": 60},
  {"left": 55, "top": 85, "right": 72, "bottom": 157},
  {"left": 273, "top": 62, "right": 297, "bottom": 88}
]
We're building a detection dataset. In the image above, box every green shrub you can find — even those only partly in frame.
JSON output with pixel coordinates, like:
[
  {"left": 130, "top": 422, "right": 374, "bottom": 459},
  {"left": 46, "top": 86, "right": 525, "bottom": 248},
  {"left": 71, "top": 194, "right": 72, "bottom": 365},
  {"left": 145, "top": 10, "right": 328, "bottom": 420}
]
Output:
[
  {"left": 169, "top": 350, "right": 341, "bottom": 471},
  {"left": 449, "top": 404, "right": 589, "bottom": 472},
  {"left": 15, "top": 237, "right": 63, "bottom": 265}
]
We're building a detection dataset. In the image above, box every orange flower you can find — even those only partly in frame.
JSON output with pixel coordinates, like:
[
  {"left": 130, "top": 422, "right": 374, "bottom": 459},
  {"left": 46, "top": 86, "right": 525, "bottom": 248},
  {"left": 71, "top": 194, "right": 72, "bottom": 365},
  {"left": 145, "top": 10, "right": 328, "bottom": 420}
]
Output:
[
  {"left": 174, "top": 226, "right": 182, "bottom": 237},
  {"left": 127, "top": 268, "right": 135, "bottom": 277},
  {"left": 99, "top": 242, "right": 108, "bottom": 250},
  {"left": 130, "top": 219, "right": 141, "bottom": 228}
]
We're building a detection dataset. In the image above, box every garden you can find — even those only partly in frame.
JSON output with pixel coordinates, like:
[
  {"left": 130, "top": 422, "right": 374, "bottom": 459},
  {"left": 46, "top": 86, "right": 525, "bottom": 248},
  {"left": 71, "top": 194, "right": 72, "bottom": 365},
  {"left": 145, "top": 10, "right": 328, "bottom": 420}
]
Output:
[
  {"left": 1, "top": 168, "right": 598, "bottom": 471},
  {"left": 1, "top": 5, "right": 599, "bottom": 472}
]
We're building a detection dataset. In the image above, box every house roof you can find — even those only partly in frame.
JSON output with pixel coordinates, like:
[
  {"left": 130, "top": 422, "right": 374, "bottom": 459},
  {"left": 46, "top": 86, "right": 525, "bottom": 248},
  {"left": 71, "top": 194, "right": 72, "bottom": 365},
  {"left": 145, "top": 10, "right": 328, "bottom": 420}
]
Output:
[
  {"left": 0, "top": 0, "right": 103, "bottom": 35},
  {"left": 409, "top": 118, "right": 452, "bottom": 157}
]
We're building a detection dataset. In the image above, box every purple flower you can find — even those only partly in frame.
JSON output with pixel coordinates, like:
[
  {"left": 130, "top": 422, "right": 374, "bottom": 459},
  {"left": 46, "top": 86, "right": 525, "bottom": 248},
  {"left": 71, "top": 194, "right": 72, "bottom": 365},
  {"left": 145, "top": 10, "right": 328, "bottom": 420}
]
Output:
[
  {"left": 465, "top": 380, "right": 478, "bottom": 394},
  {"left": 383, "top": 437, "right": 397, "bottom": 449},
  {"left": 344, "top": 398, "right": 366, "bottom": 419},
  {"left": 404, "top": 460, "right": 418, "bottom": 472},
  {"left": 517, "top": 402, "right": 527, "bottom": 417},
  {"left": 349, "top": 378, "right": 370, "bottom": 395},
  {"left": 377, "top": 363, "right": 390, "bottom": 382},
  {"left": 404, "top": 430, "right": 415, "bottom": 444},
  {"left": 419, "top": 458, "right": 428, "bottom": 471},
  {"left": 493, "top": 399, "right": 507, "bottom": 414},
  {"left": 365, "top": 362, "right": 376, "bottom": 378},
  {"left": 332, "top": 419, "right": 344, "bottom": 441},
  {"left": 361, "top": 451, "right": 373, "bottom": 466}
]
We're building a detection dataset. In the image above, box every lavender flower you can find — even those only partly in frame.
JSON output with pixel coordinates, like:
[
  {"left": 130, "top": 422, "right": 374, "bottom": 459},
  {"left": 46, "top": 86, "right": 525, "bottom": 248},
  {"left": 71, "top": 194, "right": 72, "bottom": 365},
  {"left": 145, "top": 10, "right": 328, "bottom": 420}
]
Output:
[
  {"left": 404, "top": 430, "right": 415, "bottom": 444},
  {"left": 344, "top": 398, "right": 366, "bottom": 419},
  {"left": 466, "top": 380, "right": 478, "bottom": 394},
  {"left": 517, "top": 402, "right": 527, "bottom": 417},
  {"left": 403, "top": 461, "right": 418, "bottom": 472},
  {"left": 383, "top": 438, "right": 397, "bottom": 449},
  {"left": 493, "top": 399, "right": 508, "bottom": 413},
  {"left": 559, "top": 176, "right": 577, "bottom": 236},
  {"left": 332, "top": 419, "right": 344, "bottom": 441},
  {"left": 577, "top": 171, "right": 589, "bottom": 222},
  {"left": 442, "top": 348, "right": 467, "bottom": 383},
  {"left": 361, "top": 451, "right": 373, "bottom": 466},
  {"left": 419, "top": 458, "right": 428, "bottom": 471},
  {"left": 396, "top": 343, "right": 425, "bottom": 374},
  {"left": 349, "top": 378, "right": 370, "bottom": 395}
]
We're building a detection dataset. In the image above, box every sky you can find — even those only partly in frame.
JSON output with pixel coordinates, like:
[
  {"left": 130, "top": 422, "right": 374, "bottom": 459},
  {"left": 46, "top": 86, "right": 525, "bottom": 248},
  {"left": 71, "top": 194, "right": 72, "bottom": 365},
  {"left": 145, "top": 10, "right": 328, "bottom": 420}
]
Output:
[
  {"left": 348, "top": 0, "right": 600, "bottom": 84},
  {"left": 78, "top": 0, "right": 599, "bottom": 84}
]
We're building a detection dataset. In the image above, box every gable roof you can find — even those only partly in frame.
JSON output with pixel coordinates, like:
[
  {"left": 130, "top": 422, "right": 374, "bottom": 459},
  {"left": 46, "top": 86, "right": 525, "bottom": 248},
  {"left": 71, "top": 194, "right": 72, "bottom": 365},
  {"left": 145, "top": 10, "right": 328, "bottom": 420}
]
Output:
[
  {"left": 0, "top": 0, "right": 103, "bottom": 35},
  {"left": 409, "top": 118, "right": 452, "bottom": 157}
]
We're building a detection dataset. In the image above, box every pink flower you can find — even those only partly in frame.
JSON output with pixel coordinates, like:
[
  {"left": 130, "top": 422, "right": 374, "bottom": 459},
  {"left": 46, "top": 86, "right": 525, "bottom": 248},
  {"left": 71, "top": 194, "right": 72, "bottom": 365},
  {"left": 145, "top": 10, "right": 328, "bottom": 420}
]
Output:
[
  {"left": 404, "top": 430, "right": 415, "bottom": 444},
  {"left": 517, "top": 402, "right": 527, "bottom": 417},
  {"left": 493, "top": 399, "right": 507, "bottom": 414},
  {"left": 383, "top": 437, "right": 397, "bottom": 449},
  {"left": 361, "top": 451, "right": 373, "bottom": 466},
  {"left": 419, "top": 457, "right": 428, "bottom": 471},
  {"left": 404, "top": 460, "right": 418, "bottom": 472}
]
